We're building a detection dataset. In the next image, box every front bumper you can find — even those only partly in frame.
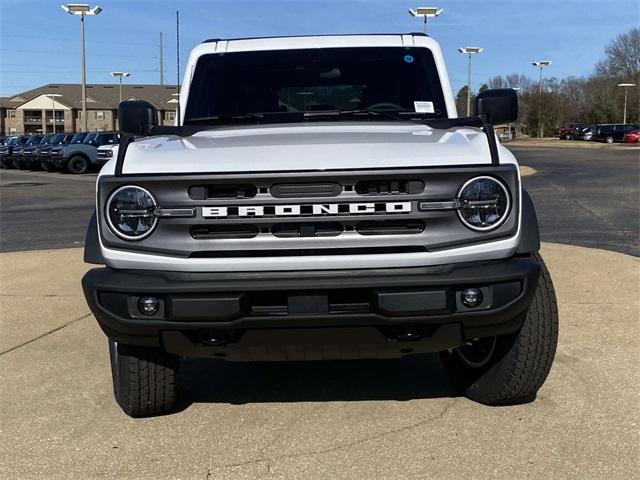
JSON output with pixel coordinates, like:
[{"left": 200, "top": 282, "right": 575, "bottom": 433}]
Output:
[{"left": 83, "top": 255, "right": 540, "bottom": 360}]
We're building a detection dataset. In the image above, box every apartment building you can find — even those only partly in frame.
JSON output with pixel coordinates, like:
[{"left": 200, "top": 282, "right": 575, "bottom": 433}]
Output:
[{"left": 0, "top": 83, "right": 179, "bottom": 136}]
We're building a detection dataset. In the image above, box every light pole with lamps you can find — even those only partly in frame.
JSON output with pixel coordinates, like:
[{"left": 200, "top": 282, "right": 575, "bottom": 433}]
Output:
[
  {"left": 532, "top": 60, "right": 551, "bottom": 138},
  {"left": 408, "top": 7, "right": 444, "bottom": 34},
  {"left": 45, "top": 93, "right": 63, "bottom": 133},
  {"left": 458, "top": 47, "right": 483, "bottom": 116},
  {"left": 617, "top": 83, "right": 636, "bottom": 124},
  {"left": 111, "top": 72, "right": 130, "bottom": 103},
  {"left": 61, "top": 3, "right": 102, "bottom": 132}
]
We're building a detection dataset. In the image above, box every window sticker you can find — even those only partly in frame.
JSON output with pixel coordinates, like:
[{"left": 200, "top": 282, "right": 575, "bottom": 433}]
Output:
[
  {"left": 403, "top": 54, "right": 414, "bottom": 64},
  {"left": 414, "top": 101, "right": 434, "bottom": 113}
]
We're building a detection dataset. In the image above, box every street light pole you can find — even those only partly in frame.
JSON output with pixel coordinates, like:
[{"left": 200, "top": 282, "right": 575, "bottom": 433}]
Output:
[
  {"left": 532, "top": 60, "right": 551, "bottom": 138},
  {"left": 458, "top": 47, "right": 483, "bottom": 116},
  {"left": 617, "top": 83, "right": 636, "bottom": 124},
  {"left": 45, "top": 93, "right": 63, "bottom": 134},
  {"left": 408, "top": 7, "right": 444, "bottom": 34},
  {"left": 111, "top": 72, "right": 130, "bottom": 103},
  {"left": 62, "top": 4, "right": 102, "bottom": 132},
  {"left": 80, "top": 12, "right": 86, "bottom": 131}
]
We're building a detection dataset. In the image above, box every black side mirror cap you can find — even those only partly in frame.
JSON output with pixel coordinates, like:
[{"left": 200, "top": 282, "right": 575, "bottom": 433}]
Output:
[
  {"left": 118, "top": 100, "right": 158, "bottom": 136},
  {"left": 475, "top": 89, "right": 518, "bottom": 125}
]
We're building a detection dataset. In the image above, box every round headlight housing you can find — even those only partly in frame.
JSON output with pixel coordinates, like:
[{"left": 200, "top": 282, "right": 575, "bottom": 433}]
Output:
[
  {"left": 457, "top": 176, "right": 510, "bottom": 231},
  {"left": 106, "top": 186, "right": 157, "bottom": 240}
]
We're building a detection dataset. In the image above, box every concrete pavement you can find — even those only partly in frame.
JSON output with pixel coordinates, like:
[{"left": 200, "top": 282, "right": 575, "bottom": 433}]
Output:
[{"left": 0, "top": 243, "right": 638, "bottom": 479}]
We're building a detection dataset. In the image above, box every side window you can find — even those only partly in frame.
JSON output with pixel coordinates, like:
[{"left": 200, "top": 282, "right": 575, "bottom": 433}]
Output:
[{"left": 96, "top": 111, "right": 105, "bottom": 120}]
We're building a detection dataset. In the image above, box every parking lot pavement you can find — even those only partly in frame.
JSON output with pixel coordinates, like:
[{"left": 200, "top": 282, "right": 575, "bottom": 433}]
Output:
[
  {"left": 1, "top": 145, "right": 638, "bottom": 256},
  {"left": 1, "top": 243, "right": 638, "bottom": 479}
]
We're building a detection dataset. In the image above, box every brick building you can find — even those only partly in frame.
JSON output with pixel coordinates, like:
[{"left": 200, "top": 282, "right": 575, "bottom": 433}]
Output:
[{"left": 0, "top": 83, "right": 179, "bottom": 136}]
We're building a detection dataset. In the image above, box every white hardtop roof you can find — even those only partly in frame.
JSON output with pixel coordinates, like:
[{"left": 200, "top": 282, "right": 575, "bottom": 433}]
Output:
[{"left": 190, "top": 33, "right": 440, "bottom": 55}]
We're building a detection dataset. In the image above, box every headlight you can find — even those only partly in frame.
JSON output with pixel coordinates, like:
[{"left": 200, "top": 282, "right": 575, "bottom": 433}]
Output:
[
  {"left": 457, "top": 176, "right": 510, "bottom": 231},
  {"left": 106, "top": 186, "right": 157, "bottom": 240}
]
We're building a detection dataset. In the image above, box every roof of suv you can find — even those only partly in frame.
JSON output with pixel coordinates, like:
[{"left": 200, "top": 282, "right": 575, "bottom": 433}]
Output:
[{"left": 202, "top": 32, "right": 428, "bottom": 43}]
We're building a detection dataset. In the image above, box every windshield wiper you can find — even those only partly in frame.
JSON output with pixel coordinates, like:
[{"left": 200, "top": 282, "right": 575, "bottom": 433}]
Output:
[{"left": 186, "top": 113, "right": 267, "bottom": 124}]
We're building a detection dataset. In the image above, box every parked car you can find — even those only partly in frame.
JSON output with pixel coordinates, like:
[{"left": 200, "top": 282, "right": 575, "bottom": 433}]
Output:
[
  {"left": 48, "top": 132, "right": 88, "bottom": 171},
  {"left": 556, "top": 123, "right": 586, "bottom": 140},
  {"left": 592, "top": 124, "right": 640, "bottom": 144},
  {"left": 573, "top": 125, "right": 592, "bottom": 141},
  {"left": 12, "top": 135, "right": 43, "bottom": 169},
  {"left": 38, "top": 133, "right": 75, "bottom": 171},
  {"left": 623, "top": 129, "right": 640, "bottom": 144},
  {"left": 50, "top": 131, "right": 119, "bottom": 174},
  {"left": 96, "top": 143, "right": 119, "bottom": 167},
  {"left": 0, "top": 136, "right": 20, "bottom": 168},
  {"left": 21, "top": 134, "right": 54, "bottom": 169}
]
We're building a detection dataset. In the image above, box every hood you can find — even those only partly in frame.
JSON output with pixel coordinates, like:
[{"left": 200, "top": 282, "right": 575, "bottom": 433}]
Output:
[{"left": 118, "top": 122, "right": 500, "bottom": 175}]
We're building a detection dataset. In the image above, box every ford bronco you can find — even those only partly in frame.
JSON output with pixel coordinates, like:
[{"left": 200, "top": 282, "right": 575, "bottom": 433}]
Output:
[{"left": 82, "top": 33, "right": 558, "bottom": 417}]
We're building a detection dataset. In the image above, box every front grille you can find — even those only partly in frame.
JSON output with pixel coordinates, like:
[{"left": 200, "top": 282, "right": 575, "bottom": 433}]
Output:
[{"left": 99, "top": 165, "right": 520, "bottom": 257}]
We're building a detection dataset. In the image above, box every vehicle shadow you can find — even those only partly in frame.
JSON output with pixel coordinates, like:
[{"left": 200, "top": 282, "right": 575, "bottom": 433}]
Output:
[{"left": 176, "top": 353, "right": 458, "bottom": 410}]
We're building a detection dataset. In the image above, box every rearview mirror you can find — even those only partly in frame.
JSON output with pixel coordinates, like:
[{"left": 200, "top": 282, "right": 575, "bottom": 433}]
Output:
[
  {"left": 475, "top": 89, "right": 518, "bottom": 125},
  {"left": 118, "top": 100, "right": 158, "bottom": 136}
]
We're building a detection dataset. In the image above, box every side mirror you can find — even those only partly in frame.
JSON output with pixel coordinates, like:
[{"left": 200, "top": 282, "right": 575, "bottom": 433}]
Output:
[
  {"left": 475, "top": 89, "right": 518, "bottom": 125},
  {"left": 118, "top": 100, "right": 157, "bottom": 136}
]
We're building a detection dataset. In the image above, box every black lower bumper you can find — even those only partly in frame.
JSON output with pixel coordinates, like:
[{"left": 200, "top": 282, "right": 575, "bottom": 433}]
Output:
[{"left": 82, "top": 255, "right": 540, "bottom": 360}]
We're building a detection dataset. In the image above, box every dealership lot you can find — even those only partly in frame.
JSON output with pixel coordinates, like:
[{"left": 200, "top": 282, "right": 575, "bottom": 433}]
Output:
[{"left": 0, "top": 145, "right": 639, "bottom": 479}]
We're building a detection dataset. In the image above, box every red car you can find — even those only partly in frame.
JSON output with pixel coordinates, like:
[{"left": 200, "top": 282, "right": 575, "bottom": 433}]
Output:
[{"left": 624, "top": 129, "right": 640, "bottom": 143}]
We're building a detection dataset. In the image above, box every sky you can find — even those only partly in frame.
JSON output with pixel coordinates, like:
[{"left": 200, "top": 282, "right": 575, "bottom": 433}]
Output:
[{"left": 0, "top": 0, "right": 638, "bottom": 97}]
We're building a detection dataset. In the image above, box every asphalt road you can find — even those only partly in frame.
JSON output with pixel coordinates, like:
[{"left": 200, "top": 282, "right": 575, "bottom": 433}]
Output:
[
  {"left": 0, "top": 145, "right": 638, "bottom": 255},
  {"left": 508, "top": 145, "right": 639, "bottom": 257}
]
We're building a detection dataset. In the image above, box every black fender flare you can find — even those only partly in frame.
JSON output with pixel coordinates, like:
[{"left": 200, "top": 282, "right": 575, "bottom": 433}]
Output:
[
  {"left": 516, "top": 189, "right": 540, "bottom": 254},
  {"left": 84, "top": 210, "right": 105, "bottom": 264}
]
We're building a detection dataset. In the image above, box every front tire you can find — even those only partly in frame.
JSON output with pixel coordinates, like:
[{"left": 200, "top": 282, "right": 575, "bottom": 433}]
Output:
[
  {"left": 109, "top": 340, "right": 179, "bottom": 417},
  {"left": 441, "top": 254, "right": 558, "bottom": 405},
  {"left": 67, "top": 155, "right": 89, "bottom": 174},
  {"left": 605, "top": 136, "right": 614, "bottom": 144}
]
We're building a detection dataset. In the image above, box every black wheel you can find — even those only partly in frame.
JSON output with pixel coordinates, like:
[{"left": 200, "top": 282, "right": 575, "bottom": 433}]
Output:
[
  {"left": 108, "top": 340, "right": 179, "bottom": 417},
  {"left": 605, "top": 136, "right": 614, "bottom": 144},
  {"left": 67, "top": 155, "right": 89, "bottom": 174},
  {"left": 440, "top": 254, "right": 558, "bottom": 405}
]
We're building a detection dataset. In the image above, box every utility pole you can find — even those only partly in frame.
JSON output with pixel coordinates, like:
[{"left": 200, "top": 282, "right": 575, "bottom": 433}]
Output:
[{"left": 160, "top": 32, "right": 164, "bottom": 85}]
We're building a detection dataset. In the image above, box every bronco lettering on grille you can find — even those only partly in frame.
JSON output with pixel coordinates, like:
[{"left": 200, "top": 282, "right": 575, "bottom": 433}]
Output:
[{"left": 202, "top": 202, "right": 412, "bottom": 218}]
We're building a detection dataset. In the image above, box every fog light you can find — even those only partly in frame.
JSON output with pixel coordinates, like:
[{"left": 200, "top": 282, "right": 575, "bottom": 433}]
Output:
[
  {"left": 461, "top": 288, "right": 483, "bottom": 308},
  {"left": 138, "top": 296, "right": 160, "bottom": 316}
]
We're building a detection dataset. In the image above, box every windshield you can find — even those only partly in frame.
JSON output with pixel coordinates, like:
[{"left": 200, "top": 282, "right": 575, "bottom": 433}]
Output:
[
  {"left": 83, "top": 133, "right": 98, "bottom": 144},
  {"left": 40, "top": 135, "right": 53, "bottom": 144},
  {"left": 184, "top": 47, "right": 447, "bottom": 125},
  {"left": 70, "top": 133, "right": 86, "bottom": 144},
  {"left": 26, "top": 136, "right": 43, "bottom": 146},
  {"left": 50, "top": 133, "right": 65, "bottom": 144}
]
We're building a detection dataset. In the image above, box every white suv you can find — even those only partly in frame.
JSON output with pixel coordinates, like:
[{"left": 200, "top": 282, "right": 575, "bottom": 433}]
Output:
[{"left": 82, "top": 33, "right": 558, "bottom": 417}]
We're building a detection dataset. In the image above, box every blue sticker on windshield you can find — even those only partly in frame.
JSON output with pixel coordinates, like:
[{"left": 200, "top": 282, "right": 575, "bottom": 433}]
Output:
[{"left": 404, "top": 54, "right": 414, "bottom": 63}]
